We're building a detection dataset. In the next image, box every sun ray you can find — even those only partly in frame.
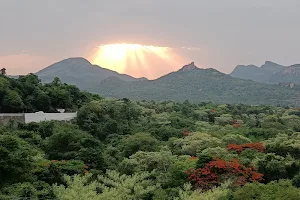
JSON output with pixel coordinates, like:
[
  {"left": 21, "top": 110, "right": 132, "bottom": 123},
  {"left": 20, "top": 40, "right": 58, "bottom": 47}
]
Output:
[{"left": 90, "top": 43, "right": 188, "bottom": 79}]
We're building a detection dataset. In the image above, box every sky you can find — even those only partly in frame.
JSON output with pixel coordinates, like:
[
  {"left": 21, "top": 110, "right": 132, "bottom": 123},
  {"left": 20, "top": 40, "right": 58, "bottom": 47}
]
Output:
[{"left": 1, "top": 0, "right": 300, "bottom": 79}]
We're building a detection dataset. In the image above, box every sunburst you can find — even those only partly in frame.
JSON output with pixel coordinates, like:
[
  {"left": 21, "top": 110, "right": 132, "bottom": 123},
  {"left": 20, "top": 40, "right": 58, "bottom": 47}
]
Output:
[{"left": 90, "top": 43, "right": 186, "bottom": 78}]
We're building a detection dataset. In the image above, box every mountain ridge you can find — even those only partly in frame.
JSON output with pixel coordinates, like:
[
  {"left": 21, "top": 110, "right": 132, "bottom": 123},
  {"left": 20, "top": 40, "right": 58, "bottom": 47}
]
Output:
[
  {"left": 230, "top": 61, "right": 300, "bottom": 84},
  {"left": 36, "top": 57, "right": 147, "bottom": 92},
  {"left": 12, "top": 57, "right": 300, "bottom": 106},
  {"left": 97, "top": 63, "right": 300, "bottom": 106}
]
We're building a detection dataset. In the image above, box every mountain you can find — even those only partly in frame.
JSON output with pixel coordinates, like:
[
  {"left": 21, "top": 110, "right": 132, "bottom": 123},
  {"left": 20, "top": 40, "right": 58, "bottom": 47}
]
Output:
[
  {"left": 97, "top": 63, "right": 300, "bottom": 106},
  {"left": 36, "top": 57, "right": 146, "bottom": 92},
  {"left": 178, "top": 62, "right": 198, "bottom": 72},
  {"left": 35, "top": 59, "right": 300, "bottom": 106},
  {"left": 230, "top": 61, "right": 285, "bottom": 83},
  {"left": 230, "top": 61, "right": 300, "bottom": 84},
  {"left": 261, "top": 61, "right": 285, "bottom": 73},
  {"left": 269, "top": 64, "right": 300, "bottom": 84}
]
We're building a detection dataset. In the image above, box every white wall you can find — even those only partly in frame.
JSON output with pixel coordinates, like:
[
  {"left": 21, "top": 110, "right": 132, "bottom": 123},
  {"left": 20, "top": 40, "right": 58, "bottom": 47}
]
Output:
[{"left": 25, "top": 112, "right": 77, "bottom": 123}]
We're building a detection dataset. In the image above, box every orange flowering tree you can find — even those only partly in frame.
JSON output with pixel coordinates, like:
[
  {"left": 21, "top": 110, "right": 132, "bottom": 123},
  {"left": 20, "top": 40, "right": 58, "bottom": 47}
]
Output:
[
  {"left": 186, "top": 158, "right": 263, "bottom": 190},
  {"left": 227, "top": 142, "right": 265, "bottom": 153}
]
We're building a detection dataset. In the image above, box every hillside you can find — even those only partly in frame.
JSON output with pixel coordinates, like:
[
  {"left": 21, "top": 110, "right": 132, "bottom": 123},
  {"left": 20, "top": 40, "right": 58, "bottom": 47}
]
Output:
[
  {"left": 97, "top": 62, "right": 300, "bottom": 106},
  {"left": 269, "top": 64, "right": 300, "bottom": 84},
  {"left": 36, "top": 57, "right": 145, "bottom": 91},
  {"left": 231, "top": 61, "right": 300, "bottom": 84},
  {"left": 230, "top": 61, "right": 285, "bottom": 83}
]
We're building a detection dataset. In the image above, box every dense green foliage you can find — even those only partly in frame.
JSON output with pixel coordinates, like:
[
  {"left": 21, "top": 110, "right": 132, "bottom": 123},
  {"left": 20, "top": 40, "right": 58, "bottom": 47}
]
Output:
[
  {"left": 2, "top": 80, "right": 300, "bottom": 199},
  {"left": 0, "top": 74, "right": 101, "bottom": 113}
]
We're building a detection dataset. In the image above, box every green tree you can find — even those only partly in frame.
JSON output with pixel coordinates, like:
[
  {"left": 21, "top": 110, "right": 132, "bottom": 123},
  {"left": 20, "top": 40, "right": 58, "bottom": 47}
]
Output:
[
  {"left": 53, "top": 171, "right": 159, "bottom": 200},
  {"left": 0, "top": 77, "right": 9, "bottom": 99},
  {"left": 222, "top": 134, "right": 251, "bottom": 145},
  {"left": 0, "top": 135, "right": 38, "bottom": 185},
  {"left": 174, "top": 183, "right": 229, "bottom": 200},
  {"left": 77, "top": 99, "right": 141, "bottom": 139},
  {"left": 231, "top": 180, "right": 300, "bottom": 200},
  {"left": 120, "top": 149, "right": 194, "bottom": 188},
  {"left": 173, "top": 132, "right": 222, "bottom": 155},
  {"left": 198, "top": 147, "right": 236, "bottom": 162},
  {"left": 33, "top": 89, "right": 51, "bottom": 112},
  {"left": 2, "top": 90, "right": 25, "bottom": 112},
  {"left": 265, "top": 133, "right": 300, "bottom": 159},
  {"left": 0, "top": 181, "right": 54, "bottom": 200},
  {"left": 35, "top": 160, "right": 87, "bottom": 185},
  {"left": 119, "top": 133, "right": 159, "bottom": 157},
  {"left": 43, "top": 123, "right": 104, "bottom": 169},
  {"left": 257, "top": 153, "right": 300, "bottom": 182}
]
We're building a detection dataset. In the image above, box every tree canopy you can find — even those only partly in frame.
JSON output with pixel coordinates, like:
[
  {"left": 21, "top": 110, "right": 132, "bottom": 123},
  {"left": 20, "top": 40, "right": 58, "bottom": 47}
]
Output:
[
  {"left": 1, "top": 77, "right": 300, "bottom": 199},
  {"left": 0, "top": 74, "right": 101, "bottom": 113}
]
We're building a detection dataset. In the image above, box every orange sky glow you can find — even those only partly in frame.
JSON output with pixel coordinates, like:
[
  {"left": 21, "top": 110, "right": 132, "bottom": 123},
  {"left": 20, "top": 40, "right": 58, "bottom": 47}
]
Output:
[
  {"left": 89, "top": 43, "right": 189, "bottom": 79},
  {"left": 1, "top": 44, "right": 194, "bottom": 79},
  {"left": 0, "top": 54, "right": 55, "bottom": 75}
]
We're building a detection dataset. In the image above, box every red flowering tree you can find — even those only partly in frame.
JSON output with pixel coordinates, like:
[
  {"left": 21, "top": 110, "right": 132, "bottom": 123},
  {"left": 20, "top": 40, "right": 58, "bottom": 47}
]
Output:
[
  {"left": 186, "top": 158, "right": 263, "bottom": 190},
  {"left": 228, "top": 142, "right": 265, "bottom": 153}
]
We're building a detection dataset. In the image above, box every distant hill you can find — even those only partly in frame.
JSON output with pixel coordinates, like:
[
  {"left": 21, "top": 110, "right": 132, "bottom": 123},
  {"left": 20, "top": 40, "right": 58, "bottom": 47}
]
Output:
[
  {"left": 230, "top": 61, "right": 300, "bottom": 84},
  {"left": 36, "top": 57, "right": 146, "bottom": 92},
  {"left": 269, "top": 64, "right": 300, "bottom": 84},
  {"left": 96, "top": 62, "right": 300, "bottom": 106},
  {"left": 33, "top": 59, "right": 300, "bottom": 106},
  {"left": 230, "top": 61, "right": 285, "bottom": 83}
]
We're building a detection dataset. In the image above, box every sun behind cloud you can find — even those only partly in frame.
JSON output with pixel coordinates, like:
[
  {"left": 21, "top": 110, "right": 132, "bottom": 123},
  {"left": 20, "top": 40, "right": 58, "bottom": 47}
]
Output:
[{"left": 89, "top": 43, "right": 187, "bottom": 79}]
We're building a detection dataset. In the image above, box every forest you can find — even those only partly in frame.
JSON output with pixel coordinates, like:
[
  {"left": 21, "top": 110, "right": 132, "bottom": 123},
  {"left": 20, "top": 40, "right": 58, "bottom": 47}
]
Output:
[
  {"left": 1, "top": 75, "right": 300, "bottom": 199},
  {"left": 0, "top": 74, "right": 101, "bottom": 113}
]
